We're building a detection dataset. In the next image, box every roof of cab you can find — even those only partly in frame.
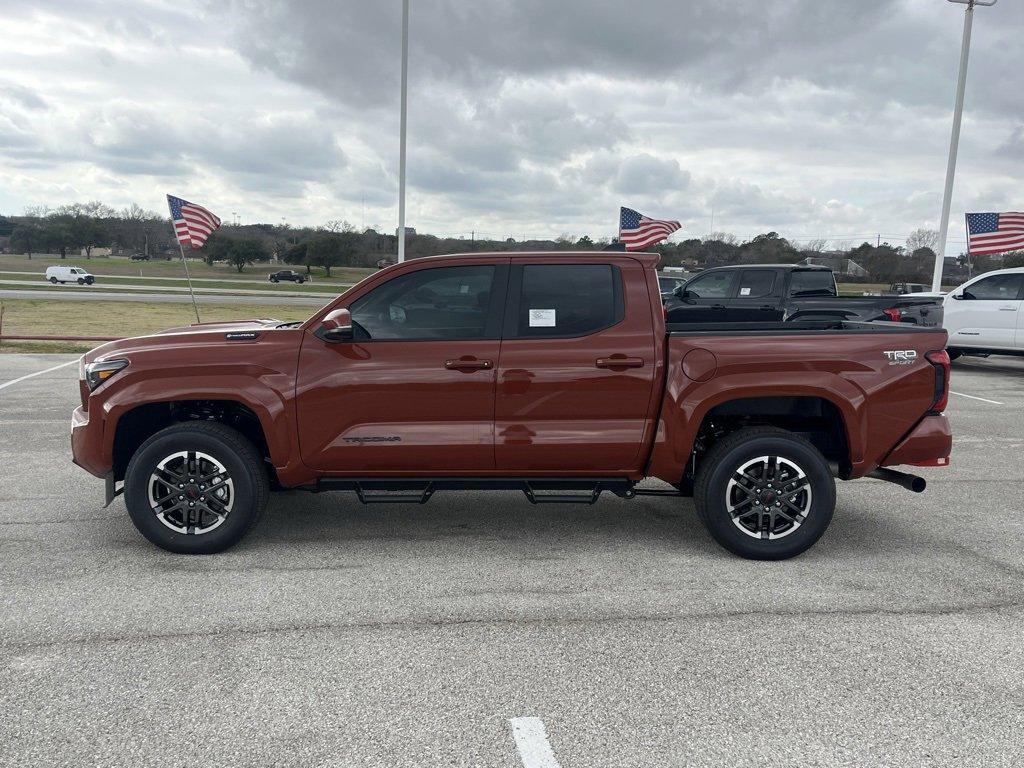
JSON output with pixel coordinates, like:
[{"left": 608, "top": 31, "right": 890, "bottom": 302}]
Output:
[{"left": 401, "top": 250, "right": 661, "bottom": 267}]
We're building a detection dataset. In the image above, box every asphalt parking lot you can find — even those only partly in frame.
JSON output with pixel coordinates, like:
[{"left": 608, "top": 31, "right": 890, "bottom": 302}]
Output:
[{"left": 1, "top": 353, "right": 1022, "bottom": 767}]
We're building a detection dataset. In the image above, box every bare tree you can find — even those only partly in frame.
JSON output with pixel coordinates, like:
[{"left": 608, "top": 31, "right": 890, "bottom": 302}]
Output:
[
  {"left": 906, "top": 228, "right": 939, "bottom": 255},
  {"left": 802, "top": 238, "right": 828, "bottom": 253},
  {"left": 321, "top": 219, "right": 353, "bottom": 233}
]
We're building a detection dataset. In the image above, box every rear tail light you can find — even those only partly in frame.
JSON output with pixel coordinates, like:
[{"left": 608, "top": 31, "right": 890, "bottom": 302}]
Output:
[
  {"left": 883, "top": 307, "right": 901, "bottom": 322},
  {"left": 925, "top": 349, "right": 950, "bottom": 413}
]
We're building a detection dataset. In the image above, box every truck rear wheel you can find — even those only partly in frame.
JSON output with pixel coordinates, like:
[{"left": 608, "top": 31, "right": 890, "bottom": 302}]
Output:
[
  {"left": 693, "top": 427, "right": 835, "bottom": 560},
  {"left": 123, "top": 422, "right": 269, "bottom": 554}
]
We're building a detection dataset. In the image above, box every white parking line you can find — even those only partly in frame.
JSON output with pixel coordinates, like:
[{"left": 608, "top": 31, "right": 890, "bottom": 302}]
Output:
[
  {"left": 509, "top": 717, "right": 561, "bottom": 768},
  {"left": 950, "top": 390, "right": 1004, "bottom": 405},
  {"left": 0, "top": 359, "right": 78, "bottom": 392}
]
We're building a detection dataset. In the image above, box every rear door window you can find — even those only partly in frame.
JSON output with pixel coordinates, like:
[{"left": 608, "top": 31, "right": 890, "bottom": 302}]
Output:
[
  {"left": 510, "top": 264, "right": 623, "bottom": 338},
  {"left": 735, "top": 270, "right": 777, "bottom": 299}
]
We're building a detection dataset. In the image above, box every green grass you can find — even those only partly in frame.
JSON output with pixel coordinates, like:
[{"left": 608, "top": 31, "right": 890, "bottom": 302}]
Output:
[
  {"left": 0, "top": 253, "right": 374, "bottom": 284},
  {"left": 0, "top": 280, "right": 340, "bottom": 299},
  {"left": 0, "top": 298, "right": 313, "bottom": 339},
  {"left": 0, "top": 340, "right": 94, "bottom": 354}
]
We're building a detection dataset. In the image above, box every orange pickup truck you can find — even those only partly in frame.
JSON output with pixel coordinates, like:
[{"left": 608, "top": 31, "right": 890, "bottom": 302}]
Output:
[{"left": 72, "top": 251, "right": 951, "bottom": 559}]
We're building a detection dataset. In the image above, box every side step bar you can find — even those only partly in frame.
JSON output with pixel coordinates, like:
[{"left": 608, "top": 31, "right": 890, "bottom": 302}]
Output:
[{"left": 313, "top": 477, "right": 637, "bottom": 506}]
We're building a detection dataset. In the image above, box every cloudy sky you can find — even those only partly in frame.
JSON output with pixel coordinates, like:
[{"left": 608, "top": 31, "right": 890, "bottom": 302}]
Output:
[{"left": 1, "top": 0, "right": 1022, "bottom": 253}]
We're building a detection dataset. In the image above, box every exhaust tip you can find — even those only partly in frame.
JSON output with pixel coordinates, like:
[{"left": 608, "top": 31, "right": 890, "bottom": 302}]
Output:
[{"left": 909, "top": 476, "right": 927, "bottom": 493}]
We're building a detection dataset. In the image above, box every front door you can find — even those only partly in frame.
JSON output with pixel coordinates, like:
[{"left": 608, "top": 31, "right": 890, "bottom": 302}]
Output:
[
  {"left": 296, "top": 262, "right": 508, "bottom": 473},
  {"left": 494, "top": 259, "right": 658, "bottom": 473},
  {"left": 667, "top": 269, "right": 735, "bottom": 323},
  {"left": 947, "top": 273, "right": 1023, "bottom": 349}
]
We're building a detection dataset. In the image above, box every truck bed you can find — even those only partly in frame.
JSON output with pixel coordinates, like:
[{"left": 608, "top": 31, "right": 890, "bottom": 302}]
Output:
[{"left": 667, "top": 319, "right": 943, "bottom": 335}]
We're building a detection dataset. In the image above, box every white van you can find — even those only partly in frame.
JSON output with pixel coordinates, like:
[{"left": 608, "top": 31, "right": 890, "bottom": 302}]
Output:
[
  {"left": 45, "top": 265, "right": 95, "bottom": 285},
  {"left": 943, "top": 267, "right": 1024, "bottom": 359}
]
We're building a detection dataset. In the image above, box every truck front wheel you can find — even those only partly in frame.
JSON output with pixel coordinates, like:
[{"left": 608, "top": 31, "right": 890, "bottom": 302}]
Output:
[
  {"left": 693, "top": 427, "right": 835, "bottom": 560},
  {"left": 123, "top": 422, "right": 269, "bottom": 554}
]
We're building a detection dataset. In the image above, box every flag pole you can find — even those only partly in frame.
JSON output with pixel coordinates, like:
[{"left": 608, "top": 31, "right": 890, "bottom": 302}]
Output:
[
  {"left": 177, "top": 240, "right": 201, "bottom": 324},
  {"left": 964, "top": 213, "right": 972, "bottom": 280},
  {"left": 397, "top": 0, "right": 409, "bottom": 263}
]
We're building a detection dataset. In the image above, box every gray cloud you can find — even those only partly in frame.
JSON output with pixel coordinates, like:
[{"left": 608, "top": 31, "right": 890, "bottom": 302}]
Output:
[{"left": 1, "top": 0, "right": 1022, "bottom": 251}]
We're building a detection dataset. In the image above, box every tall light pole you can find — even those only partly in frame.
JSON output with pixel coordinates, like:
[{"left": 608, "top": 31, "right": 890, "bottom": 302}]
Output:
[
  {"left": 397, "top": 0, "right": 409, "bottom": 262},
  {"left": 932, "top": 0, "right": 997, "bottom": 292}
]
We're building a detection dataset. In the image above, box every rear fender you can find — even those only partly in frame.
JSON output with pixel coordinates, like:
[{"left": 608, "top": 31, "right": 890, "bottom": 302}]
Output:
[{"left": 647, "top": 371, "right": 862, "bottom": 484}]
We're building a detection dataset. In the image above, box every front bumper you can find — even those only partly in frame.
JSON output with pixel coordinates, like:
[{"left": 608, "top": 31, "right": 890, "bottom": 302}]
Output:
[
  {"left": 71, "top": 405, "right": 109, "bottom": 478},
  {"left": 881, "top": 414, "right": 952, "bottom": 468}
]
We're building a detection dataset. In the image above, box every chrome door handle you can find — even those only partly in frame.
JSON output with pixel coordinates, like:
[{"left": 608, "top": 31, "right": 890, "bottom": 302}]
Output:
[{"left": 445, "top": 358, "right": 493, "bottom": 370}]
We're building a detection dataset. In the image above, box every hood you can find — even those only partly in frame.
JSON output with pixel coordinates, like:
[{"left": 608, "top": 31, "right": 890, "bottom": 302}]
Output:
[
  {"left": 155, "top": 317, "right": 286, "bottom": 335},
  {"left": 83, "top": 317, "right": 292, "bottom": 363}
]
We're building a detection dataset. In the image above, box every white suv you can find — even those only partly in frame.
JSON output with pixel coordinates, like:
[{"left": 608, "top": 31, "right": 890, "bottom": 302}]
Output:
[
  {"left": 943, "top": 267, "right": 1024, "bottom": 358},
  {"left": 45, "top": 266, "right": 95, "bottom": 285}
]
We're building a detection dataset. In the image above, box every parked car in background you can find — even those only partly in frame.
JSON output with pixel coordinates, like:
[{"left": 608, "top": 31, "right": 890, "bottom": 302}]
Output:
[
  {"left": 46, "top": 265, "right": 95, "bottom": 285},
  {"left": 664, "top": 264, "right": 943, "bottom": 326},
  {"left": 130, "top": 253, "right": 150, "bottom": 261},
  {"left": 890, "top": 282, "right": 929, "bottom": 295},
  {"left": 268, "top": 270, "right": 308, "bottom": 284},
  {"left": 377, "top": 257, "right": 398, "bottom": 270},
  {"left": 942, "top": 267, "right": 1024, "bottom": 359}
]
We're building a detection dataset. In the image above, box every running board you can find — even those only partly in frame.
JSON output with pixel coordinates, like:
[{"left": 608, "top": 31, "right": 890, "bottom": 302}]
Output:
[{"left": 313, "top": 477, "right": 636, "bottom": 506}]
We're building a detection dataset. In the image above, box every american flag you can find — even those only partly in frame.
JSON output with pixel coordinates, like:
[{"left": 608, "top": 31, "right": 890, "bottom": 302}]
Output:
[
  {"left": 966, "top": 212, "right": 1024, "bottom": 257},
  {"left": 618, "top": 207, "right": 681, "bottom": 251},
  {"left": 167, "top": 194, "right": 221, "bottom": 249}
]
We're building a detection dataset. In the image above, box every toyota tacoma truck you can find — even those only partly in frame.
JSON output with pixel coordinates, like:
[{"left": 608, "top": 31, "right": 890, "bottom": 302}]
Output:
[
  {"left": 664, "top": 264, "right": 943, "bottom": 326},
  {"left": 71, "top": 251, "right": 952, "bottom": 560}
]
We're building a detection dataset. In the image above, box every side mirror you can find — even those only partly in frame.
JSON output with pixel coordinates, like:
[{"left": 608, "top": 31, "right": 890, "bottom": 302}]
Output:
[
  {"left": 952, "top": 292, "right": 965, "bottom": 301},
  {"left": 318, "top": 308, "right": 353, "bottom": 342}
]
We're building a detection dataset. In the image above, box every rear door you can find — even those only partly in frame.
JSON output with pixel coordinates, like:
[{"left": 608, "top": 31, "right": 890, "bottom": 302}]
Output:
[
  {"left": 295, "top": 260, "right": 508, "bottom": 472},
  {"left": 494, "top": 259, "right": 658, "bottom": 472},
  {"left": 725, "top": 269, "right": 783, "bottom": 321},
  {"left": 946, "top": 273, "right": 1023, "bottom": 349}
]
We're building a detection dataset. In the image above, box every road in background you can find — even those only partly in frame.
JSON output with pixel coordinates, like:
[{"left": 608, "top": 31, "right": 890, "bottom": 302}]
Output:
[
  {"left": 1, "top": 354, "right": 1022, "bottom": 767},
  {"left": 0, "top": 288, "right": 329, "bottom": 306}
]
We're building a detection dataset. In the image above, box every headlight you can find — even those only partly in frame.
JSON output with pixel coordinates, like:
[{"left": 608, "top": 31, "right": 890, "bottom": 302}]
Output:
[{"left": 84, "top": 359, "right": 129, "bottom": 391}]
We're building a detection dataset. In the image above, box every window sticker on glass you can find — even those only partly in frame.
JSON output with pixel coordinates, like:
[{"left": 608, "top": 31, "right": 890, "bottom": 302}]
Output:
[
  {"left": 529, "top": 309, "right": 556, "bottom": 327},
  {"left": 459, "top": 284, "right": 469, "bottom": 294},
  {"left": 740, "top": 287, "right": 751, "bottom": 296},
  {"left": 389, "top": 305, "right": 407, "bottom": 323}
]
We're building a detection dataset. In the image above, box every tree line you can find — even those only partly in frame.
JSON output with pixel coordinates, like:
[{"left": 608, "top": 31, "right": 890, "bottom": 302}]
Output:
[{"left": 2, "top": 204, "right": 1020, "bottom": 281}]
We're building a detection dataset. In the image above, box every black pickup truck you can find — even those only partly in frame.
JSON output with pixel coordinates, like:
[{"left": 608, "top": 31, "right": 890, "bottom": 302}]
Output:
[{"left": 664, "top": 264, "right": 943, "bottom": 326}]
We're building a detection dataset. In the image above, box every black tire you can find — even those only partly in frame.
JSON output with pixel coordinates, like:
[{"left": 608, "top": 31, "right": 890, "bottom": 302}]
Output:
[
  {"left": 77, "top": 278, "right": 85, "bottom": 285},
  {"left": 124, "top": 422, "right": 269, "bottom": 554},
  {"left": 693, "top": 426, "right": 835, "bottom": 560},
  {"left": 49, "top": 276, "right": 57, "bottom": 284},
  {"left": 270, "top": 277, "right": 278, "bottom": 283}
]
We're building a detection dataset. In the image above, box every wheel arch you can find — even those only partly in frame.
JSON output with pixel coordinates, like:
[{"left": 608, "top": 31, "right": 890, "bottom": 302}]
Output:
[
  {"left": 648, "top": 380, "right": 862, "bottom": 486},
  {"left": 111, "top": 399, "right": 275, "bottom": 482}
]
